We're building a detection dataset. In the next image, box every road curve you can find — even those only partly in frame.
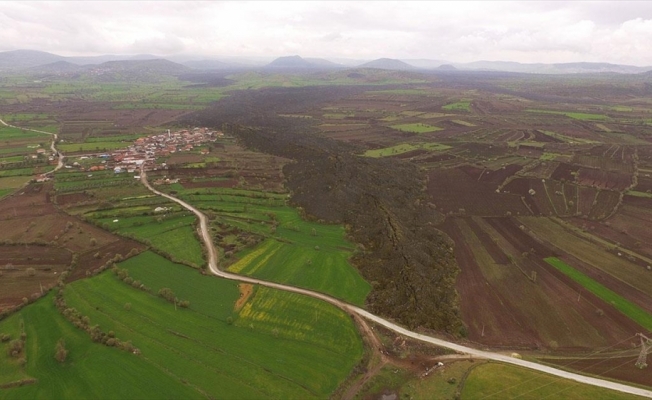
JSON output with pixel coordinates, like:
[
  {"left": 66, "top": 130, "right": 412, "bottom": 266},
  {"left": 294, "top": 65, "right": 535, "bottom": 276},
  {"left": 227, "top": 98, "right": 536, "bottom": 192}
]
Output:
[
  {"left": 139, "top": 166, "right": 652, "bottom": 399},
  {"left": 0, "top": 118, "right": 65, "bottom": 173}
]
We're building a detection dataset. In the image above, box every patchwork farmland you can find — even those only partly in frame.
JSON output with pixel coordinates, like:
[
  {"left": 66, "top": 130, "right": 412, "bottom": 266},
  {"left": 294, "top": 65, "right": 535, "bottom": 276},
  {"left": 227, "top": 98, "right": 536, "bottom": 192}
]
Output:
[{"left": 1, "top": 63, "right": 652, "bottom": 398}]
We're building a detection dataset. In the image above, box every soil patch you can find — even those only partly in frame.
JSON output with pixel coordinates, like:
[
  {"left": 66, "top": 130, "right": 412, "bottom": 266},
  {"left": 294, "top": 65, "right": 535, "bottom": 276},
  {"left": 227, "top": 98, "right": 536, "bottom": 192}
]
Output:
[{"left": 234, "top": 283, "right": 254, "bottom": 311}]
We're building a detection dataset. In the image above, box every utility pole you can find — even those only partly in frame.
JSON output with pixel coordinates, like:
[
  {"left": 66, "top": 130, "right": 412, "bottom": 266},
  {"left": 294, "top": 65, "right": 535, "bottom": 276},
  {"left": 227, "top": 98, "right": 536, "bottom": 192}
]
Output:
[{"left": 635, "top": 333, "right": 651, "bottom": 369}]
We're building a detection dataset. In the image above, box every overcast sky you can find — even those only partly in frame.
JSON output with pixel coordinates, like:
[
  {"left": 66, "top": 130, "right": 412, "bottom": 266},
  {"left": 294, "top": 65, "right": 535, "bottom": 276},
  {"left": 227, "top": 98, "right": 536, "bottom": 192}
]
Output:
[{"left": 2, "top": 1, "right": 652, "bottom": 65}]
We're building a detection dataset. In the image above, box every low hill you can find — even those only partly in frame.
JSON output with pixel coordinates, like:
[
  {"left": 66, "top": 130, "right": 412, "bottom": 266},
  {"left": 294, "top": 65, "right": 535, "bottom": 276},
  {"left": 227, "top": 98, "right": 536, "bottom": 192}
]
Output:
[
  {"left": 28, "top": 60, "right": 84, "bottom": 74},
  {"left": 436, "top": 64, "right": 458, "bottom": 71},
  {"left": 183, "top": 59, "right": 237, "bottom": 70},
  {"left": 84, "top": 59, "right": 191, "bottom": 81},
  {"left": 265, "top": 55, "right": 314, "bottom": 69},
  {"left": 455, "top": 60, "right": 651, "bottom": 74},
  {"left": 359, "top": 58, "right": 415, "bottom": 70},
  {"left": 0, "top": 49, "right": 65, "bottom": 70}
]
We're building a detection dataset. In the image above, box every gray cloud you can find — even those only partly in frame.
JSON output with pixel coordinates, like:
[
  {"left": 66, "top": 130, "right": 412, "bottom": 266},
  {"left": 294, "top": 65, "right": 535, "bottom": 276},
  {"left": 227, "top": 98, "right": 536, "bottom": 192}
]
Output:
[{"left": 1, "top": 1, "right": 652, "bottom": 65}]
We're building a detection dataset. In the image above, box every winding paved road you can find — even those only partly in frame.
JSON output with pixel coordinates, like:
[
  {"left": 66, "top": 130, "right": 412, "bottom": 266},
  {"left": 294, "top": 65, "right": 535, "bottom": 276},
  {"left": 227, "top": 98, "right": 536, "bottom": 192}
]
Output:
[{"left": 139, "top": 166, "right": 652, "bottom": 399}]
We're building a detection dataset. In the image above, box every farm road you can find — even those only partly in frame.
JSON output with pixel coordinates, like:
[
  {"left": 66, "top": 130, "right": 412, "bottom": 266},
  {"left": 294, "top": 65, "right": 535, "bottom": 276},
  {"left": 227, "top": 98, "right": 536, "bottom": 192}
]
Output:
[
  {"left": 140, "top": 165, "right": 652, "bottom": 398},
  {"left": 0, "top": 118, "right": 65, "bottom": 173}
]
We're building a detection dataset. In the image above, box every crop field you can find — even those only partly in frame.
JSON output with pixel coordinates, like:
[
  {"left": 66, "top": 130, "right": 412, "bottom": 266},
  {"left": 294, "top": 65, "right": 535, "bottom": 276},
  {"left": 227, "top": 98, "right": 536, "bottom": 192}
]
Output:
[
  {"left": 56, "top": 251, "right": 364, "bottom": 399},
  {"left": 228, "top": 237, "right": 369, "bottom": 305},
  {"left": 142, "top": 143, "right": 371, "bottom": 304},
  {"left": 526, "top": 109, "right": 610, "bottom": 121},
  {"left": 54, "top": 169, "right": 140, "bottom": 193},
  {"left": 0, "top": 176, "right": 31, "bottom": 191},
  {"left": 518, "top": 217, "right": 652, "bottom": 310},
  {"left": 428, "top": 167, "right": 530, "bottom": 216},
  {"left": 0, "top": 182, "right": 144, "bottom": 310},
  {"left": 442, "top": 100, "right": 471, "bottom": 111},
  {"left": 389, "top": 123, "right": 443, "bottom": 133},
  {"left": 363, "top": 142, "right": 451, "bottom": 157},
  {"left": 461, "top": 362, "right": 636, "bottom": 399},
  {"left": 442, "top": 217, "right": 639, "bottom": 349},
  {"left": 545, "top": 257, "right": 652, "bottom": 330},
  {"left": 0, "top": 244, "right": 71, "bottom": 310},
  {"left": 0, "top": 294, "right": 201, "bottom": 399},
  {"left": 57, "top": 141, "right": 132, "bottom": 153},
  {"left": 164, "top": 186, "right": 370, "bottom": 304},
  {"left": 91, "top": 211, "right": 204, "bottom": 268}
]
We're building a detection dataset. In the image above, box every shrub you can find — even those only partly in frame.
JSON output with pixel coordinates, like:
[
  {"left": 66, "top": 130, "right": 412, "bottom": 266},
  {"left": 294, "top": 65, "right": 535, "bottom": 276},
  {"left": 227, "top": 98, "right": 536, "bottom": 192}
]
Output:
[
  {"left": 54, "top": 338, "right": 68, "bottom": 363},
  {"left": 7, "top": 339, "right": 23, "bottom": 358}
]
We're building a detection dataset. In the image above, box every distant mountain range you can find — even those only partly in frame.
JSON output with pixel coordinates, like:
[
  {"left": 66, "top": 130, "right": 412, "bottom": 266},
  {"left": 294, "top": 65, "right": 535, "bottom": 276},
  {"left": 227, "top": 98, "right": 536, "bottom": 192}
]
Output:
[{"left": 1, "top": 49, "right": 651, "bottom": 75}]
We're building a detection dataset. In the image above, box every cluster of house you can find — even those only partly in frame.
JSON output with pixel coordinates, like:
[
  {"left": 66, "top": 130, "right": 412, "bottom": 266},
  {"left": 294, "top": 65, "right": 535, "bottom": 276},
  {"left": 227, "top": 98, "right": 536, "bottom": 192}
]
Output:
[{"left": 56, "top": 127, "right": 223, "bottom": 177}]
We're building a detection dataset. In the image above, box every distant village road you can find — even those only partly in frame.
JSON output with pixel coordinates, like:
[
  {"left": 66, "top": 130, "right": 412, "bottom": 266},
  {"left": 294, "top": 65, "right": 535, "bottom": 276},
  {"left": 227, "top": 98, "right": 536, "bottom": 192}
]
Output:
[
  {"left": 0, "top": 118, "right": 65, "bottom": 172},
  {"left": 139, "top": 165, "right": 652, "bottom": 399}
]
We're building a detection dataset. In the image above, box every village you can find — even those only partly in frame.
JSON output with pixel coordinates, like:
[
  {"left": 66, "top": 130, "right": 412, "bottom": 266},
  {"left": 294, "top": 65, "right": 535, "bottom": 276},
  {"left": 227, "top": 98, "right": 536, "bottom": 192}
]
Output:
[
  {"left": 37, "top": 127, "right": 223, "bottom": 182},
  {"left": 109, "top": 126, "right": 223, "bottom": 174}
]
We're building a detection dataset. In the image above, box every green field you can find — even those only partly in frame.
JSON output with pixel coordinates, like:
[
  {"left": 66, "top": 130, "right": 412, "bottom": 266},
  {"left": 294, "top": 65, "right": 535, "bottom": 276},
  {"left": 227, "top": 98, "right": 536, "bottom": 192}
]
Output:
[
  {"left": 0, "top": 176, "right": 31, "bottom": 190},
  {"left": 626, "top": 191, "right": 652, "bottom": 198},
  {"left": 462, "top": 362, "right": 636, "bottom": 399},
  {"left": 526, "top": 109, "right": 609, "bottom": 121},
  {"left": 545, "top": 257, "right": 652, "bottom": 330},
  {"left": 0, "top": 294, "right": 201, "bottom": 399},
  {"left": 451, "top": 119, "right": 476, "bottom": 126},
  {"left": 389, "top": 123, "right": 443, "bottom": 133},
  {"left": 58, "top": 142, "right": 130, "bottom": 152},
  {"left": 222, "top": 205, "right": 369, "bottom": 305},
  {"left": 94, "top": 211, "right": 205, "bottom": 268},
  {"left": 0, "top": 126, "right": 51, "bottom": 140},
  {"left": 57, "top": 251, "right": 364, "bottom": 399},
  {"left": 111, "top": 102, "right": 204, "bottom": 110},
  {"left": 228, "top": 237, "right": 369, "bottom": 305},
  {"left": 442, "top": 101, "right": 471, "bottom": 111},
  {"left": 54, "top": 169, "right": 143, "bottom": 193},
  {"left": 367, "top": 89, "right": 430, "bottom": 95},
  {"left": 364, "top": 142, "right": 451, "bottom": 158},
  {"left": 0, "top": 187, "right": 14, "bottom": 198},
  {"left": 157, "top": 186, "right": 370, "bottom": 305}
]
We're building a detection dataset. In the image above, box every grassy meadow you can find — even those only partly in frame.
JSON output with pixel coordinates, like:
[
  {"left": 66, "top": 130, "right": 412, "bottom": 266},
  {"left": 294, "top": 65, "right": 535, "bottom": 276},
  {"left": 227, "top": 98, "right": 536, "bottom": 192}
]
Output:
[{"left": 57, "top": 251, "right": 364, "bottom": 399}]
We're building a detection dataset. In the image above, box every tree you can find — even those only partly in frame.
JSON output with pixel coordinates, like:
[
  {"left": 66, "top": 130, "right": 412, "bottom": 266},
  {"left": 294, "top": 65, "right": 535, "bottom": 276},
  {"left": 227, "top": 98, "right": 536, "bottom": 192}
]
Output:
[
  {"left": 158, "top": 287, "right": 176, "bottom": 303},
  {"left": 54, "top": 338, "right": 68, "bottom": 363}
]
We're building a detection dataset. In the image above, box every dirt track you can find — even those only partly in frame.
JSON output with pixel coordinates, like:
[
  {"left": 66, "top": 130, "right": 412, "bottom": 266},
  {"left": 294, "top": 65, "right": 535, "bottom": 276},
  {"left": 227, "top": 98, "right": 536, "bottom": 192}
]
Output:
[{"left": 0, "top": 118, "right": 65, "bottom": 174}]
